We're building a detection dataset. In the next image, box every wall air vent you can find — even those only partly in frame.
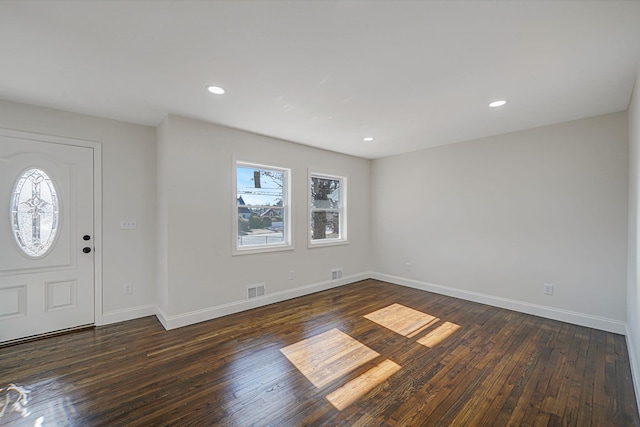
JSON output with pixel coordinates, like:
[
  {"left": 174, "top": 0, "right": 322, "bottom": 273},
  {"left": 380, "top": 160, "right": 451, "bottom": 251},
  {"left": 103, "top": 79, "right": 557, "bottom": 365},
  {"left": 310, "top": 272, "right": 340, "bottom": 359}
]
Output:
[
  {"left": 331, "top": 269, "right": 343, "bottom": 280},
  {"left": 247, "top": 284, "right": 266, "bottom": 299}
]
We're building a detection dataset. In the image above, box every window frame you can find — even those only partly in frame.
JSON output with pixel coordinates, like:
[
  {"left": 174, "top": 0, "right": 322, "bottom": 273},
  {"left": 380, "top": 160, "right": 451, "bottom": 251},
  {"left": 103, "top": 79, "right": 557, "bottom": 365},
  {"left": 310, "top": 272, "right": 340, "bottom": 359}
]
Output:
[
  {"left": 308, "top": 171, "right": 348, "bottom": 248},
  {"left": 233, "top": 160, "right": 293, "bottom": 255}
]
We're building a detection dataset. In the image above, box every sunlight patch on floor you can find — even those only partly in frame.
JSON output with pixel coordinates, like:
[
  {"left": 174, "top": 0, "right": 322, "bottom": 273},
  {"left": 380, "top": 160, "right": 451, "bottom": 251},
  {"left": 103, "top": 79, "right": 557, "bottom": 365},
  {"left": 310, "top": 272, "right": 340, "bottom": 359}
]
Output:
[
  {"left": 417, "top": 321, "right": 460, "bottom": 348},
  {"left": 280, "top": 305, "right": 457, "bottom": 410},
  {"left": 0, "top": 383, "right": 30, "bottom": 418},
  {"left": 364, "top": 303, "right": 439, "bottom": 338},
  {"left": 325, "top": 359, "right": 401, "bottom": 410},
  {"left": 280, "top": 328, "right": 379, "bottom": 388}
]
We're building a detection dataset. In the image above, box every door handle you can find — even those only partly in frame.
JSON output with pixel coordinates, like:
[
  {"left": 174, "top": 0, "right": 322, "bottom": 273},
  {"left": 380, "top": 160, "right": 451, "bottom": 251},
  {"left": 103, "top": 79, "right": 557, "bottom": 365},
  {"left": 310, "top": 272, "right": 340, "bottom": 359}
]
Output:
[{"left": 82, "top": 247, "right": 92, "bottom": 254}]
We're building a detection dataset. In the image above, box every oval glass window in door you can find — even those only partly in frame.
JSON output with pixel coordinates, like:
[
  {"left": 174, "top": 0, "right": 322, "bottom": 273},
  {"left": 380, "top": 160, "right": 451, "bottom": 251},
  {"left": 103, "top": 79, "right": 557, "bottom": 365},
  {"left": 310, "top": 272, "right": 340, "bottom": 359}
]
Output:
[{"left": 10, "top": 168, "right": 60, "bottom": 257}]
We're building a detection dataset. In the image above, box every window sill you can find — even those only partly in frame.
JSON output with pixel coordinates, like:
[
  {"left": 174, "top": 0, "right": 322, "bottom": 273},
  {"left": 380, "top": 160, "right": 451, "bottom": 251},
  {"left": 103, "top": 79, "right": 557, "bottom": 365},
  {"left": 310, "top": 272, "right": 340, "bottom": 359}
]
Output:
[
  {"left": 308, "top": 239, "right": 349, "bottom": 249},
  {"left": 233, "top": 244, "right": 294, "bottom": 256}
]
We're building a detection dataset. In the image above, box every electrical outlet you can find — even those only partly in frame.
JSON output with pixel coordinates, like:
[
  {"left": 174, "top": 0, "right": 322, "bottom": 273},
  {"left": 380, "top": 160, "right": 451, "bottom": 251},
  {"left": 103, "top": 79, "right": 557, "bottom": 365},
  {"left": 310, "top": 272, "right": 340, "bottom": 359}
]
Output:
[
  {"left": 289, "top": 270, "right": 295, "bottom": 280},
  {"left": 123, "top": 282, "right": 133, "bottom": 294},
  {"left": 543, "top": 283, "right": 553, "bottom": 295},
  {"left": 120, "top": 219, "right": 137, "bottom": 230},
  {"left": 405, "top": 262, "right": 412, "bottom": 271}
]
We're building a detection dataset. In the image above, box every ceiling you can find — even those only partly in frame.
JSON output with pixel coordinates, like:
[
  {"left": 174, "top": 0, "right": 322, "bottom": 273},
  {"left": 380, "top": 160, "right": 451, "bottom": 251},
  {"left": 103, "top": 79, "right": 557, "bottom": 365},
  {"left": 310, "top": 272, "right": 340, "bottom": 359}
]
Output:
[{"left": 1, "top": 1, "right": 639, "bottom": 159}]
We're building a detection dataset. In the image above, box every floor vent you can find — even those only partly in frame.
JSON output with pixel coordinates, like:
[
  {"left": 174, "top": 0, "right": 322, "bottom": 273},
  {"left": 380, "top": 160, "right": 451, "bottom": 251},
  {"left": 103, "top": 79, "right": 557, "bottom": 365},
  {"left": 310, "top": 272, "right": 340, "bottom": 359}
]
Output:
[
  {"left": 247, "top": 284, "right": 266, "bottom": 299},
  {"left": 331, "top": 269, "right": 343, "bottom": 280}
]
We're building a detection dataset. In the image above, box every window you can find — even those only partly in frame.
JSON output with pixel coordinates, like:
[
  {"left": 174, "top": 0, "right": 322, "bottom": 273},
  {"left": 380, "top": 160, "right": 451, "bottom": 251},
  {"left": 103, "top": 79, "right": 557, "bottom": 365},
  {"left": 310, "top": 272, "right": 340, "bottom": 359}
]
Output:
[
  {"left": 235, "top": 161, "right": 291, "bottom": 254},
  {"left": 11, "top": 168, "right": 60, "bottom": 257},
  {"left": 309, "top": 172, "right": 347, "bottom": 246}
]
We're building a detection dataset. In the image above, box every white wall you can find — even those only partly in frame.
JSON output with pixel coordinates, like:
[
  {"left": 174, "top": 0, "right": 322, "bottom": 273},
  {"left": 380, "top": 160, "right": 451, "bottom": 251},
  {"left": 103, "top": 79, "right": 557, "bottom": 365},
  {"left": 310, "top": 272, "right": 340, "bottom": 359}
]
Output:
[
  {"left": 628, "top": 66, "right": 640, "bottom": 409},
  {"left": 372, "top": 112, "right": 629, "bottom": 332},
  {"left": 156, "top": 115, "right": 370, "bottom": 327},
  {"left": 0, "top": 99, "right": 157, "bottom": 324}
]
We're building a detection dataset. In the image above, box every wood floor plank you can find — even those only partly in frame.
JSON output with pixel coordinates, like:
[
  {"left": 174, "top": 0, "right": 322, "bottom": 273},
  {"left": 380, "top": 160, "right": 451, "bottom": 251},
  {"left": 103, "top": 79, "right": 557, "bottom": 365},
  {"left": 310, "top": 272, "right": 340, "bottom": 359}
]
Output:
[
  {"left": 0, "top": 279, "right": 638, "bottom": 426},
  {"left": 442, "top": 312, "right": 532, "bottom": 425}
]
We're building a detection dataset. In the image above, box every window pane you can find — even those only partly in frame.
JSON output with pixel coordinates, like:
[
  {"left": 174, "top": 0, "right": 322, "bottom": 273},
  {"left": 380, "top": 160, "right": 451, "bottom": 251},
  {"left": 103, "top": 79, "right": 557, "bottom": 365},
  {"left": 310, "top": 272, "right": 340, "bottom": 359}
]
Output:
[
  {"left": 236, "top": 162, "right": 289, "bottom": 251},
  {"left": 237, "top": 166, "right": 284, "bottom": 207},
  {"left": 237, "top": 205, "right": 285, "bottom": 247},
  {"left": 311, "top": 211, "right": 340, "bottom": 240},
  {"left": 310, "top": 177, "right": 340, "bottom": 209},
  {"left": 11, "top": 168, "right": 60, "bottom": 257}
]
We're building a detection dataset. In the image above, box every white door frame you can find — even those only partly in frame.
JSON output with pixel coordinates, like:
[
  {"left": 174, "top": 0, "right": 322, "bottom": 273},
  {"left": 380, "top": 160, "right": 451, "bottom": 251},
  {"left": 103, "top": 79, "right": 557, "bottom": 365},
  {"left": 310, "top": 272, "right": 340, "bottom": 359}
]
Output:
[{"left": 0, "top": 127, "right": 103, "bottom": 326}]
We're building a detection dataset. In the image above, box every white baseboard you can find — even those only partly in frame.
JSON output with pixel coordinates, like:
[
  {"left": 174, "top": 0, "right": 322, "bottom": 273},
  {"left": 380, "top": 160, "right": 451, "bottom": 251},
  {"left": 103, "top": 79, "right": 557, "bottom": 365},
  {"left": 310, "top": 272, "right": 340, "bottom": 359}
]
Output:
[
  {"left": 99, "top": 304, "right": 157, "bottom": 326},
  {"left": 371, "top": 272, "right": 627, "bottom": 335},
  {"left": 105, "top": 272, "right": 626, "bottom": 337},
  {"left": 625, "top": 325, "right": 640, "bottom": 413},
  {"left": 156, "top": 272, "right": 370, "bottom": 330},
  {"left": 155, "top": 305, "right": 169, "bottom": 330}
]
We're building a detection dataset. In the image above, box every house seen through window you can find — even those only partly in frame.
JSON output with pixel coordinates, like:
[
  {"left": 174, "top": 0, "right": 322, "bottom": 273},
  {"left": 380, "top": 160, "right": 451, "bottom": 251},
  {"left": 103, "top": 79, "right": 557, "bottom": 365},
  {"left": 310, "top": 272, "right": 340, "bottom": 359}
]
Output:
[{"left": 236, "top": 162, "right": 291, "bottom": 253}]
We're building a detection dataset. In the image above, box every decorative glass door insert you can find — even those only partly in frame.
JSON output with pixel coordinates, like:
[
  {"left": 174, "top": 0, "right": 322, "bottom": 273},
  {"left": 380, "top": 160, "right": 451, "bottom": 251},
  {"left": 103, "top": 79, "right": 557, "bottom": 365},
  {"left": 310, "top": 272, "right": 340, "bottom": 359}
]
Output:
[{"left": 11, "top": 168, "right": 60, "bottom": 257}]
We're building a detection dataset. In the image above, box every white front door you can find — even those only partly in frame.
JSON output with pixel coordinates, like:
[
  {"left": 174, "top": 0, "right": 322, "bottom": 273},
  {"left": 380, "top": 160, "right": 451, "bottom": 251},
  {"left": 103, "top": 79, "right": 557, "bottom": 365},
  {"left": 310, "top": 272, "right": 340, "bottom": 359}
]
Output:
[{"left": 0, "top": 132, "right": 95, "bottom": 343}]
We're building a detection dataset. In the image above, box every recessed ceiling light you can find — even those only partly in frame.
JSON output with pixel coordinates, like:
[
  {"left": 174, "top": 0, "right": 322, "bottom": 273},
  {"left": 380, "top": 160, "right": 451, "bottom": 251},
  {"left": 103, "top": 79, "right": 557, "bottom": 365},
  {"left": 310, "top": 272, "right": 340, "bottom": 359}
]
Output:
[
  {"left": 489, "top": 100, "right": 507, "bottom": 108},
  {"left": 206, "top": 85, "right": 225, "bottom": 95},
  {"left": 363, "top": 137, "right": 374, "bottom": 142}
]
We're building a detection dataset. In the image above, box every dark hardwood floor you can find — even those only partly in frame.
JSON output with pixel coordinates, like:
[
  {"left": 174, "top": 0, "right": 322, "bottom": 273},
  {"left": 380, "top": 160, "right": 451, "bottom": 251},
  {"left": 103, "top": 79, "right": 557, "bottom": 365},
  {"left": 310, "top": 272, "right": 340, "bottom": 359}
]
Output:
[{"left": 0, "top": 279, "right": 638, "bottom": 426}]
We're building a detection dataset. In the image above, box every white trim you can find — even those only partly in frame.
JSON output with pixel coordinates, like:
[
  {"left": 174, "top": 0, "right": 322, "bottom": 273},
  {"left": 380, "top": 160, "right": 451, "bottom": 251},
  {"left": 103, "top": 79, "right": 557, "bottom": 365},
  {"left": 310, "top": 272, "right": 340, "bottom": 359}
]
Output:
[
  {"left": 371, "top": 272, "right": 627, "bottom": 334},
  {"left": 101, "top": 304, "right": 156, "bottom": 326},
  {"left": 0, "top": 127, "right": 103, "bottom": 327},
  {"left": 156, "top": 305, "right": 170, "bottom": 330},
  {"left": 233, "top": 244, "right": 294, "bottom": 256},
  {"left": 92, "top": 144, "right": 103, "bottom": 326},
  {"left": 157, "top": 272, "right": 370, "bottom": 330},
  {"left": 626, "top": 324, "right": 640, "bottom": 413}
]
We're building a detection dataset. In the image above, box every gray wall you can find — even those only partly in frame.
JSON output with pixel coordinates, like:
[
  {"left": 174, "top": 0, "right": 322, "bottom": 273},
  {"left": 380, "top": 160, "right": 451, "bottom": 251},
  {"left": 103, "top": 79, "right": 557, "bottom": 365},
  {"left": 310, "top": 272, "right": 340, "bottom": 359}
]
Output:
[
  {"left": 0, "top": 97, "right": 634, "bottom": 360},
  {"left": 156, "top": 115, "right": 371, "bottom": 325},
  {"left": 372, "top": 112, "right": 628, "bottom": 328}
]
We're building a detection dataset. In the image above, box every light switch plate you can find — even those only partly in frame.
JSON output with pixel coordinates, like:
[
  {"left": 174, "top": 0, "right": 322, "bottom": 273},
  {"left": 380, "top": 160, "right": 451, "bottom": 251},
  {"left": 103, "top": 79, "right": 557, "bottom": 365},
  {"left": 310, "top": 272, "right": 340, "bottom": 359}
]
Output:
[{"left": 120, "top": 220, "right": 137, "bottom": 230}]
